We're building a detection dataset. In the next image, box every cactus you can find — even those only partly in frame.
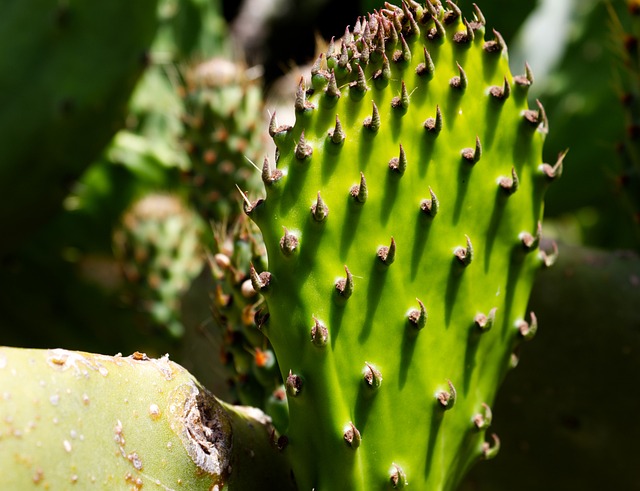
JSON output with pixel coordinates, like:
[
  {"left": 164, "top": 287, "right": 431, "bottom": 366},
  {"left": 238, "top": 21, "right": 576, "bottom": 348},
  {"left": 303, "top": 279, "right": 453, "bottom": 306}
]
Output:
[
  {"left": 462, "top": 243, "right": 640, "bottom": 490},
  {"left": 0, "top": 0, "right": 159, "bottom": 256},
  {"left": 209, "top": 214, "right": 285, "bottom": 410},
  {"left": 245, "top": 1, "right": 556, "bottom": 488},
  {"left": 0, "top": 347, "right": 294, "bottom": 490},
  {"left": 181, "top": 57, "right": 266, "bottom": 222},
  {"left": 113, "top": 193, "right": 206, "bottom": 339}
]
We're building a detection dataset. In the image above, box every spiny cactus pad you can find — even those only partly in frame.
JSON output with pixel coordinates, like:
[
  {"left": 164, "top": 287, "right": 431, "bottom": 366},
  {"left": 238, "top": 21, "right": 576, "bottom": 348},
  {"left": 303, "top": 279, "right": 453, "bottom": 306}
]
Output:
[{"left": 247, "top": 2, "right": 556, "bottom": 489}]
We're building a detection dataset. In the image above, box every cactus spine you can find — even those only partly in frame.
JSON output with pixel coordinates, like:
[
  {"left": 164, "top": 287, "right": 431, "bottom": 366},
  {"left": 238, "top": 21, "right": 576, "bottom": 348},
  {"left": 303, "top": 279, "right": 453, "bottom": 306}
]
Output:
[{"left": 248, "top": 1, "right": 555, "bottom": 489}]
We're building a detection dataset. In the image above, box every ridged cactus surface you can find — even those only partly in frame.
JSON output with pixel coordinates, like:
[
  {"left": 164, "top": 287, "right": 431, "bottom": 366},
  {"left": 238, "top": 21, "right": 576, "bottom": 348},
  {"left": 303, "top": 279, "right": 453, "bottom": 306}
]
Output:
[{"left": 247, "top": 1, "right": 556, "bottom": 489}]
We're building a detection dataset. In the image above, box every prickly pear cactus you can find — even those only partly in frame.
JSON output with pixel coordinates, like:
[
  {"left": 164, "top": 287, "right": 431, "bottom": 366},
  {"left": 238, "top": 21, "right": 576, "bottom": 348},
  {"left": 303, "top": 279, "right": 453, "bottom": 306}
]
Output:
[
  {"left": 0, "top": 347, "right": 295, "bottom": 490},
  {"left": 246, "top": 1, "right": 559, "bottom": 489},
  {"left": 211, "top": 214, "right": 284, "bottom": 415},
  {"left": 182, "top": 57, "right": 265, "bottom": 222},
  {"left": 113, "top": 193, "right": 205, "bottom": 338}
]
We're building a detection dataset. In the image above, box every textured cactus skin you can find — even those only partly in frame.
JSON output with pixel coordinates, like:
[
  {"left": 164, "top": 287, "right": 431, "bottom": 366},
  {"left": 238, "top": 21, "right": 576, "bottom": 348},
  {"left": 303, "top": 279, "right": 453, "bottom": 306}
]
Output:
[
  {"left": 0, "top": 0, "right": 159, "bottom": 255},
  {"left": 0, "top": 347, "right": 295, "bottom": 490},
  {"left": 249, "top": 2, "right": 551, "bottom": 489}
]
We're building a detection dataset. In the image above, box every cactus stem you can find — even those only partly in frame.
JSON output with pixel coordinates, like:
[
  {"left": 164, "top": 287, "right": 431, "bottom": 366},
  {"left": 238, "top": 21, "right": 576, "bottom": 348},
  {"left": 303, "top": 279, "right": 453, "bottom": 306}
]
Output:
[
  {"left": 286, "top": 371, "right": 303, "bottom": 397},
  {"left": 364, "top": 101, "right": 381, "bottom": 131},
  {"left": 407, "top": 298, "right": 427, "bottom": 330},
  {"left": 250, "top": 263, "right": 272, "bottom": 292},
  {"left": 311, "top": 317, "right": 329, "bottom": 347},
  {"left": 390, "top": 462, "right": 408, "bottom": 488},
  {"left": 481, "top": 433, "right": 501, "bottom": 460},
  {"left": 335, "top": 265, "right": 354, "bottom": 298},
  {"left": 295, "top": 131, "right": 313, "bottom": 160},
  {"left": 416, "top": 46, "right": 435, "bottom": 77},
  {"left": 450, "top": 62, "right": 468, "bottom": 90},
  {"left": 498, "top": 167, "right": 519, "bottom": 194},
  {"left": 343, "top": 422, "right": 362, "bottom": 449},
  {"left": 454, "top": 235, "right": 474, "bottom": 266},
  {"left": 474, "top": 307, "right": 496, "bottom": 331},
  {"left": 389, "top": 144, "right": 408, "bottom": 174},
  {"left": 280, "top": 227, "right": 299, "bottom": 256},
  {"left": 539, "top": 149, "right": 567, "bottom": 180},
  {"left": 329, "top": 114, "right": 346, "bottom": 144},
  {"left": 461, "top": 135, "right": 482, "bottom": 163},
  {"left": 424, "top": 105, "right": 443, "bottom": 133},
  {"left": 377, "top": 237, "right": 397, "bottom": 265},
  {"left": 420, "top": 186, "right": 439, "bottom": 216},
  {"left": 311, "top": 191, "right": 330, "bottom": 221},
  {"left": 436, "top": 379, "right": 457, "bottom": 409},
  {"left": 473, "top": 403, "right": 493, "bottom": 430},
  {"left": 363, "top": 363, "right": 383, "bottom": 389},
  {"left": 517, "top": 311, "right": 538, "bottom": 340},
  {"left": 350, "top": 172, "right": 368, "bottom": 203}
]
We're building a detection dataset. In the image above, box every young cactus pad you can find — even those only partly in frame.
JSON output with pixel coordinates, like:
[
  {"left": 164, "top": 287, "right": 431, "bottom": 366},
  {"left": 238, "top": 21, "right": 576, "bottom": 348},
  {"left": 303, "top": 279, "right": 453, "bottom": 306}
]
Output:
[{"left": 248, "top": 2, "right": 555, "bottom": 489}]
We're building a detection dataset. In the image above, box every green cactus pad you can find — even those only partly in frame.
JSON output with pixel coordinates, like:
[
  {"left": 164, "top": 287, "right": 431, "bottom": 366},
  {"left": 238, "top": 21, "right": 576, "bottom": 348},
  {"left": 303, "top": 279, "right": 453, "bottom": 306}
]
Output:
[
  {"left": 249, "top": 2, "right": 553, "bottom": 489},
  {"left": 0, "top": 347, "right": 294, "bottom": 490}
]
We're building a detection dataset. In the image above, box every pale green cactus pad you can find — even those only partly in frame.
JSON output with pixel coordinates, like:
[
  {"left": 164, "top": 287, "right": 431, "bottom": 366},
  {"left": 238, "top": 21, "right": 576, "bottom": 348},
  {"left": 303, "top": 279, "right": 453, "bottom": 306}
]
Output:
[
  {"left": 0, "top": 347, "right": 294, "bottom": 490},
  {"left": 246, "top": 1, "right": 559, "bottom": 489}
]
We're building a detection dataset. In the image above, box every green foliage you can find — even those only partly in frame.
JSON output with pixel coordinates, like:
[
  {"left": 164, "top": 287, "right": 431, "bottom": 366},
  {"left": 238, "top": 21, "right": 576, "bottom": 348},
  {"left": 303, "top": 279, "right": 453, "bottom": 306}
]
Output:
[{"left": 0, "top": 0, "right": 159, "bottom": 255}]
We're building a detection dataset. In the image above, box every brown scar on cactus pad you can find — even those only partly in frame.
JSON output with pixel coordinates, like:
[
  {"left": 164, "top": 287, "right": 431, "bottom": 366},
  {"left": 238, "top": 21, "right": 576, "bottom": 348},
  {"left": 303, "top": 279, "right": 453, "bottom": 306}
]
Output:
[{"left": 246, "top": 1, "right": 557, "bottom": 489}]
